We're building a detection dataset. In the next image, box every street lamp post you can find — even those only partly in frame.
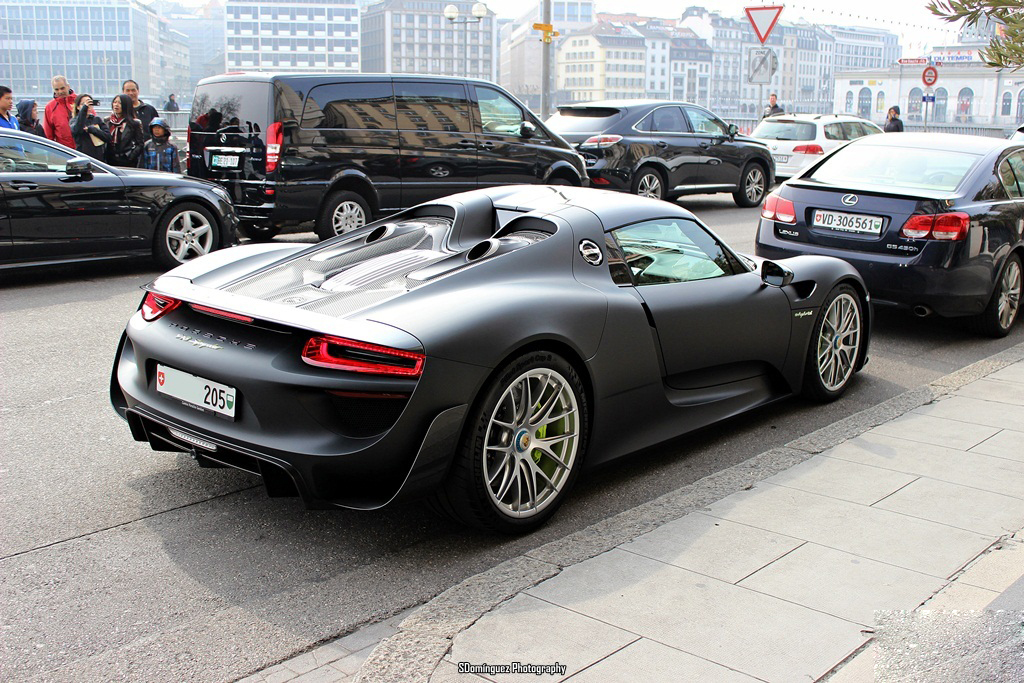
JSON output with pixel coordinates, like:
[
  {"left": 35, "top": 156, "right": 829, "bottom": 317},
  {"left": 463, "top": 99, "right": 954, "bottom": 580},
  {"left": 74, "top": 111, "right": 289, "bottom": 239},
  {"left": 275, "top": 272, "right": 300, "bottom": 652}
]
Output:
[{"left": 443, "top": 3, "right": 488, "bottom": 79}]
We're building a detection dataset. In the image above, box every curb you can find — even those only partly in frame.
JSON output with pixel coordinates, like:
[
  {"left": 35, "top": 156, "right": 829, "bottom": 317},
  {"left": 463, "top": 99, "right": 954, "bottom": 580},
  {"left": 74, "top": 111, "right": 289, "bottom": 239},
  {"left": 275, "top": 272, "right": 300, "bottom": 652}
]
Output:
[{"left": 356, "top": 340, "right": 1024, "bottom": 683}]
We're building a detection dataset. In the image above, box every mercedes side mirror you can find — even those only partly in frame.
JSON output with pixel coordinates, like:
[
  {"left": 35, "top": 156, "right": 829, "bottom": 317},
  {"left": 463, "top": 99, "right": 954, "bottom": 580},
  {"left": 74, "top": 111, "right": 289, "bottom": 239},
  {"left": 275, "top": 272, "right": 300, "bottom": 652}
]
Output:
[
  {"left": 519, "top": 121, "right": 537, "bottom": 139},
  {"left": 761, "top": 260, "right": 794, "bottom": 288},
  {"left": 65, "top": 157, "right": 94, "bottom": 176}
]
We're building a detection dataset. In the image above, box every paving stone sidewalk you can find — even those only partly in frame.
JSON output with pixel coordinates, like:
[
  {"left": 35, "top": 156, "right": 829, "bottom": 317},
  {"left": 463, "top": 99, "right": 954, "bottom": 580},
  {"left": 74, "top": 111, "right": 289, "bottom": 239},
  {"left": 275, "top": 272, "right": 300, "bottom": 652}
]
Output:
[{"left": 242, "top": 342, "right": 1024, "bottom": 683}]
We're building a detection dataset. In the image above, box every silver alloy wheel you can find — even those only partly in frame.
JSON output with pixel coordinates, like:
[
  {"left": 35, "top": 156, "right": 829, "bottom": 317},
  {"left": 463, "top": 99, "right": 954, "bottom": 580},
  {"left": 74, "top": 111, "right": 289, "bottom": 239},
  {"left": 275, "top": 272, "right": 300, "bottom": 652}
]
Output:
[
  {"left": 428, "top": 164, "right": 451, "bottom": 178},
  {"left": 483, "top": 368, "right": 580, "bottom": 518},
  {"left": 816, "top": 292, "right": 861, "bottom": 392},
  {"left": 997, "top": 258, "right": 1022, "bottom": 330},
  {"left": 331, "top": 201, "right": 367, "bottom": 236},
  {"left": 744, "top": 166, "right": 766, "bottom": 203},
  {"left": 636, "top": 172, "right": 662, "bottom": 199},
  {"left": 165, "top": 210, "right": 214, "bottom": 263}
]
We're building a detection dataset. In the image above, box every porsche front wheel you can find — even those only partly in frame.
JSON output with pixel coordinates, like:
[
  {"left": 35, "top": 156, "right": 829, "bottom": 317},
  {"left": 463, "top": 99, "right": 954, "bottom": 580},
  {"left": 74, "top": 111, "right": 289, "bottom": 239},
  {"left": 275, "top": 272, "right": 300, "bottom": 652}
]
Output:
[
  {"left": 434, "top": 351, "right": 588, "bottom": 533},
  {"left": 802, "top": 284, "right": 863, "bottom": 402}
]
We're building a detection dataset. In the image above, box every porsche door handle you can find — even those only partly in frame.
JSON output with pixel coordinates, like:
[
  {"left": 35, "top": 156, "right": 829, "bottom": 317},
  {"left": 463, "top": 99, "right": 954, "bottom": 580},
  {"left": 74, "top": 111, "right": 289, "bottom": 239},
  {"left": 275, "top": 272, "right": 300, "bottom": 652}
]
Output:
[{"left": 8, "top": 181, "right": 37, "bottom": 191}]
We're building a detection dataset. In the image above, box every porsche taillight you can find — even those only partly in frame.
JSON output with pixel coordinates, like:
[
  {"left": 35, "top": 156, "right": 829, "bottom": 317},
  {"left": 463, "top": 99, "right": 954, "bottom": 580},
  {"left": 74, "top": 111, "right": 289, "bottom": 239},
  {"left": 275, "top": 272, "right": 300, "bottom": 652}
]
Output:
[
  {"left": 301, "top": 335, "right": 425, "bottom": 377},
  {"left": 141, "top": 292, "right": 181, "bottom": 321},
  {"left": 899, "top": 212, "right": 970, "bottom": 241},
  {"left": 265, "top": 121, "right": 283, "bottom": 173}
]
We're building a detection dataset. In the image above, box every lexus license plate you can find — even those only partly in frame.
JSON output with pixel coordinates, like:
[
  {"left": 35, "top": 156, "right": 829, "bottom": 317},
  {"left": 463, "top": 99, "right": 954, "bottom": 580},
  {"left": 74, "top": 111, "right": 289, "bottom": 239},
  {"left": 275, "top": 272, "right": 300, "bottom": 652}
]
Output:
[
  {"left": 156, "top": 364, "right": 236, "bottom": 419},
  {"left": 812, "top": 209, "right": 883, "bottom": 235},
  {"left": 211, "top": 154, "right": 240, "bottom": 169}
]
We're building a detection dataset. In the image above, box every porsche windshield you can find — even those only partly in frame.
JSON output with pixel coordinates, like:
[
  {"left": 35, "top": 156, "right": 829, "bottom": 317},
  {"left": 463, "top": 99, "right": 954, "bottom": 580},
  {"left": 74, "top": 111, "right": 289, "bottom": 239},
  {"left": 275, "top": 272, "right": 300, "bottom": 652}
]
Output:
[{"left": 808, "top": 145, "right": 980, "bottom": 193}]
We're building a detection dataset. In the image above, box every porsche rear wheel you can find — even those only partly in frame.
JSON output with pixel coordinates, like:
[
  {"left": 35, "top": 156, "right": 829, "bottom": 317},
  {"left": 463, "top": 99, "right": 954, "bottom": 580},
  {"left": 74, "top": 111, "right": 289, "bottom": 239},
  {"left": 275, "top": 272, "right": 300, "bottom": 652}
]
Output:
[
  {"left": 802, "top": 284, "right": 863, "bottom": 402},
  {"left": 432, "top": 351, "right": 588, "bottom": 533}
]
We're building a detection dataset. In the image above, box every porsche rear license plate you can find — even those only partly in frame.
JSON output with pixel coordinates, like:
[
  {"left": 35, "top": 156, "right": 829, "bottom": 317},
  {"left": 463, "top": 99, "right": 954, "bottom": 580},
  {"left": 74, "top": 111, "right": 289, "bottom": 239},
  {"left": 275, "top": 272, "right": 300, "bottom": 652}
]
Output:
[
  {"left": 211, "top": 154, "right": 240, "bottom": 169},
  {"left": 156, "top": 364, "right": 236, "bottom": 419},
  {"left": 812, "top": 209, "right": 883, "bottom": 235}
]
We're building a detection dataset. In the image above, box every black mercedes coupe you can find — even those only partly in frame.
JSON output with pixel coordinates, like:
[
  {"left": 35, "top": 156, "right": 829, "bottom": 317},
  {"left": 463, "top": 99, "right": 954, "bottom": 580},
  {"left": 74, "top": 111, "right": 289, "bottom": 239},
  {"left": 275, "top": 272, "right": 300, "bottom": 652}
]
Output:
[
  {"left": 756, "top": 133, "right": 1024, "bottom": 337},
  {"left": 111, "top": 186, "right": 870, "bottom": 533},
  {"left": 0, "top": 129, "right": 237, "bottom": 270}
]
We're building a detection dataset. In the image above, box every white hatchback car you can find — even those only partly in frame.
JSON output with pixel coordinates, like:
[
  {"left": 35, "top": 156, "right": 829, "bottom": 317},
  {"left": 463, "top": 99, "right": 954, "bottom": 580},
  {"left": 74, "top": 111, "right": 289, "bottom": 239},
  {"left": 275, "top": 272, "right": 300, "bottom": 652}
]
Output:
[{"left": 750, "top": 114, "right": 884, "bottom": 179}]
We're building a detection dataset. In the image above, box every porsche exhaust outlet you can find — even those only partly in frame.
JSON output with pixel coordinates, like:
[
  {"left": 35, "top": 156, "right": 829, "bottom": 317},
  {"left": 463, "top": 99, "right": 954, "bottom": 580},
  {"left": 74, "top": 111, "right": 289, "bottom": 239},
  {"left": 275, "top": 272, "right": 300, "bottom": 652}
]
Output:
[
  {"left": 466, "top": 239, "right": 502, "bottom": 261},
  {"left": 912, "top": 305, "right": 932, "bottom": 318}
]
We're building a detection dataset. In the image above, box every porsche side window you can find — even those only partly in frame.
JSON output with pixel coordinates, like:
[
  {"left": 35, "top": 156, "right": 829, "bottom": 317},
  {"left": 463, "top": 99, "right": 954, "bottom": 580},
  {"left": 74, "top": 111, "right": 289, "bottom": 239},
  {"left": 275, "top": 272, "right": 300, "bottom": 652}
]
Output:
[
  {"left": 611, "top": 219, "right": 736, "bottom": 285},
  {"left": 0, "top": 137, "right": 73, "bottom": 173}
]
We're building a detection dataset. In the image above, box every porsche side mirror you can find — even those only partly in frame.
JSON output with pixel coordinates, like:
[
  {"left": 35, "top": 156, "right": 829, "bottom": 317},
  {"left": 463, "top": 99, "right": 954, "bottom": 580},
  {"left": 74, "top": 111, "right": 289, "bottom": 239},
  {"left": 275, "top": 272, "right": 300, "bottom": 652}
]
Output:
[
  {"left": 65, "top": 157, "right": 94, "bottom": 176},
  {"left": 727, "top": 123, "right": 739, "bottom": 140},
  {"left": 520, "top": 121, "right": 537, "bottom": 139},
  {"left": 761, "top": 260, "right": 794, "bottom": 288}
]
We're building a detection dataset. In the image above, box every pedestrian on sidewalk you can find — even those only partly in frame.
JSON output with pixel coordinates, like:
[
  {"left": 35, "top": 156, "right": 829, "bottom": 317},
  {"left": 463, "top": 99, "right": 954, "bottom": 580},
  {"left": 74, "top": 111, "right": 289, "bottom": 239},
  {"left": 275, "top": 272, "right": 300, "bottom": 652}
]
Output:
[
  {"left": 43, "top": 75, "right": 76, "bottom": 148},
  {"left": 138, "top": 117, "right": 181, "bottom": 174},
  {"left": 0, "top": 86, "right": 18, "bottom": 131},
  {"left": 884, "top": 106, "right": 904, "bottom": 132},
  {"left": 163, "top": 94, "right": 180, "bottom": 112},
  {"left": 69, "top": 94, "right": 110, "bottom": 161},
  {"left": 105, "top": 94, "right": 144, "bottom": 167},
  {"left": 122, "top": 79, "right": 159, "bottom": 140},
  {"left": 762, "top": 93, "right": 784, "bottom": 119},
  {"left": 16, "top": 99, "right": 45, "bottom": 137}
]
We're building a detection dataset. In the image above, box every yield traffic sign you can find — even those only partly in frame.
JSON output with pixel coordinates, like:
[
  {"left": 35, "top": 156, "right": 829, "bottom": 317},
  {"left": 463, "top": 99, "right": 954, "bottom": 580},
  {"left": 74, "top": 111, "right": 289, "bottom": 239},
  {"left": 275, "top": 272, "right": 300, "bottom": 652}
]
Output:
[
  {"left": 922, "top": 66, "right": 938, "bottom": 87},
  {"left": 745, "top": 5, "right": 784, "bottom": 44}
]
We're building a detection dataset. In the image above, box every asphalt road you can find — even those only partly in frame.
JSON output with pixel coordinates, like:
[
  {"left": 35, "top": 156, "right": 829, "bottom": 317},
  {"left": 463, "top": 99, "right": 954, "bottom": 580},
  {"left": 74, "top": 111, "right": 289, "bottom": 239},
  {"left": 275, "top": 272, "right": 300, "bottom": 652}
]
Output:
[{"left": 2, "top": 195, "right": 1022, "bottom": 682}]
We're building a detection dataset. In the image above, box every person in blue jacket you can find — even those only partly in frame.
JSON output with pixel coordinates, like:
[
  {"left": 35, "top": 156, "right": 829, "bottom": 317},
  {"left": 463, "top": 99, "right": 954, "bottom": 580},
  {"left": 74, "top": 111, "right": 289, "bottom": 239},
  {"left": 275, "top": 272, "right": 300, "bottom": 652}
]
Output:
[
  {"left": 0, "top": 86, "right": 19, "bottom": 131},
  {"left": 138, "top": 117, "right": 181, "bottom": 173}
]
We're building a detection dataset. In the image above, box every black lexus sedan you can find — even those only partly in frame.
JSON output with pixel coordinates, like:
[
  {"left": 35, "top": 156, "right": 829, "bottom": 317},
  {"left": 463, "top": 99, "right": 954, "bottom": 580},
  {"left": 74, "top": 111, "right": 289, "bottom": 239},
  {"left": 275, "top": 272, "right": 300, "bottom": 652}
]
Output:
[
  {"left": 0, "top": 129, "right": 237, "bottom": 270},
  {"left": 755, "top": 133, "right": 1023, "bottom": 337},
  {"left": 545, "top": 100, "right": 774, "bottom": 207}
]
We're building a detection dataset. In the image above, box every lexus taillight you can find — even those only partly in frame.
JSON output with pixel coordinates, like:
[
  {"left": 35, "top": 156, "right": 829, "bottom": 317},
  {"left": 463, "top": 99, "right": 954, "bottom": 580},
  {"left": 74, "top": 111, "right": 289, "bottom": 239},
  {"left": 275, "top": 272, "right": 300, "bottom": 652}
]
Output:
[
  {"left": 301, "top": 335, "right": 425, "bottom": 377},
  {"left": 141, "top": 292, "right": 181, "bottom": 322},
  {"left": 579, "top": 134, "right": 622, "bottom": 149},
  {"left": 793, "top": 144, "right": 824, "bottom": 155},
  {"left": 899, "top": 212, "right": 970, "bottom": 241},
  {"left": 266, "top": 121, "right": 283, "bottom": 173},
  {"left": 761, "top": 192, "right": 796, "bottom": 224}
]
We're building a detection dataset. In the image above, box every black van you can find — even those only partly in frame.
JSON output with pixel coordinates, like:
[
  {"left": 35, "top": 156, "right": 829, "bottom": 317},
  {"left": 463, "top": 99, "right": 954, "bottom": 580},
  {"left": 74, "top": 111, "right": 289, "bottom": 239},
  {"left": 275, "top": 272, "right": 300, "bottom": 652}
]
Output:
[{"left": 187, "top": 73, "right": 588, "bottom": 241}]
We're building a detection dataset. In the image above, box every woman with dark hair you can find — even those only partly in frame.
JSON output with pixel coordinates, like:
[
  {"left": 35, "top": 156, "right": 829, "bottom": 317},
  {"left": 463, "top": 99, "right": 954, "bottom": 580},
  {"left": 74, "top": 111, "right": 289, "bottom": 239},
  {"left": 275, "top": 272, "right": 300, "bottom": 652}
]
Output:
[
  {"left": 69, "top": 94, "right": 110, "bottom": 161},
  {"left": 105, "top": 94, "right": 144, "bottom": 167}
]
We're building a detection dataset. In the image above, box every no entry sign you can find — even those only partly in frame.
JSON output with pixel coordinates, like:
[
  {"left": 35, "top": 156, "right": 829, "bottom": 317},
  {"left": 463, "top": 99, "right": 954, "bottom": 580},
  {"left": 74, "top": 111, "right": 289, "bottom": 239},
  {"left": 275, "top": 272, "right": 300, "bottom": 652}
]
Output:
[{"left": 922, "top": 66, "right": 938, "bottom": 87}]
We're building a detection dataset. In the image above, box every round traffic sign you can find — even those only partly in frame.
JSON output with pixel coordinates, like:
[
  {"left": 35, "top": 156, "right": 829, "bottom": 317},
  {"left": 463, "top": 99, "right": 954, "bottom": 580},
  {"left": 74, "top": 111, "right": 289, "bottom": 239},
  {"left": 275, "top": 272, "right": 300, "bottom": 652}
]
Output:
[{"left": 922, "top": 66, "right": 938, "bottom": 87}]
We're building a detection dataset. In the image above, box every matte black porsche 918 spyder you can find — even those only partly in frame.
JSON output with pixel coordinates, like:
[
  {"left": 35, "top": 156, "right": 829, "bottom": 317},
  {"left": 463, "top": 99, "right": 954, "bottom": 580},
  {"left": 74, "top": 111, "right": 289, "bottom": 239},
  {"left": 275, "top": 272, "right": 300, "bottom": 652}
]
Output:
[{"left": 111, "top": 185, "right": 871, "bottom": 533}]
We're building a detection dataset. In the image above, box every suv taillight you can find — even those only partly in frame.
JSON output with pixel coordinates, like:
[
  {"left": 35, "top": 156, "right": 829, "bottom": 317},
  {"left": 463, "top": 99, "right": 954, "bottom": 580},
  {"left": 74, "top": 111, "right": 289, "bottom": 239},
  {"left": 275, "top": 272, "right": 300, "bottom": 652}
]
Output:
[
  {"left": 899, "top": 213, "right": 970, "bottom": 241},
  {"left": 301, "top": 335, "right": 425, "bottom": 377},
  {"left": 266, "top": 121, "right": 283, "bottom": 173},
  {"left": 141, "top": 292, "right": 181, "bottom": 322},
  {"left": 792, "top": 144, "right": 824, "bottom": 155},
  {"left": 761, "top": 192, "right": 796, "bottom": 224},
  {"left": 579, "top": 135, "right": 622, "bottom": 149}
]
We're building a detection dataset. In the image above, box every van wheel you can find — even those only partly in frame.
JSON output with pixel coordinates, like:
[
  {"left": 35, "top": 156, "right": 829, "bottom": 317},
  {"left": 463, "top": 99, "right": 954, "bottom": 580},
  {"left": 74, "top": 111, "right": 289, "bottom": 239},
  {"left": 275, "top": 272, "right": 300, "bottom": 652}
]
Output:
[
  {"left": 237, "top": 221, "right": 281, "bottom": 242},
  {"left": 316, "top": 191, "right": 370, "bottom": 241},
  {"left": 153, "top": 202, "right": 218, "bottom": 270}
]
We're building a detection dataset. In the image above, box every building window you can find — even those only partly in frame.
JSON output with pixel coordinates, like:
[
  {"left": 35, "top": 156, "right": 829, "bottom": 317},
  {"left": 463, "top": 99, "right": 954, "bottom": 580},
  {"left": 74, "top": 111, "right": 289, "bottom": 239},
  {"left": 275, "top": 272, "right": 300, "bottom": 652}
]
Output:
[
  {"left": 857, "top": 87, "right": 871, "bottom": 119},
  {"left": 934, "top": 87, "right": 948, "bottom": 123},
  {"left": 845, "top": 90, "right": 853, "bottom": 112},
  {"left": 908, "top": 87, "right": 923, "bottom": 120},
  {"left": 1002, "top": 91, "right": 1012, "bottom": 117},
  {"left": 875, "top": 91, "right": 885, "bottom": 113},
  {"left": 957, "top": 87, "right": 974, "bottom": 122}
]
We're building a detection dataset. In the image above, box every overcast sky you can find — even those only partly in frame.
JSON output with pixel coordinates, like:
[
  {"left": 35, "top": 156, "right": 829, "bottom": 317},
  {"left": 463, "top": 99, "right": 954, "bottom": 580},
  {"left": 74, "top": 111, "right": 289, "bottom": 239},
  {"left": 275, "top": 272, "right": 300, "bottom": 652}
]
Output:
[{"left": 484, "top": 0, "right": 966, "bottom": 52}]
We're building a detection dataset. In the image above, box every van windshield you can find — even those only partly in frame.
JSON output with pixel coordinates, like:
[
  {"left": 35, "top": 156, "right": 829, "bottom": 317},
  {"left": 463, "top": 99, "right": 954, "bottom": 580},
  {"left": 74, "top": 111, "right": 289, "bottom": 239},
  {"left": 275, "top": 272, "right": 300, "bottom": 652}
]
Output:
[{"left": 190, "top": 81, "right": 272, "bottom": 140}]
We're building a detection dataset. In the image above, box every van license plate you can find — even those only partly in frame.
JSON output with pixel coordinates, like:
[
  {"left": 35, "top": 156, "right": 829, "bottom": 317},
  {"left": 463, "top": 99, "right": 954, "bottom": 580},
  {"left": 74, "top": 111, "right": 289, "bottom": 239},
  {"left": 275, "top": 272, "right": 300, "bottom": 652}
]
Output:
[
  {"left": 211, "top": 154, "right": 240, "bottom": 169},
  {"left": 156, "top": 364, "right": 236, "bottom": 419},
  {"left": 812, "top": 209, "right": 883, "bottom": 235}
]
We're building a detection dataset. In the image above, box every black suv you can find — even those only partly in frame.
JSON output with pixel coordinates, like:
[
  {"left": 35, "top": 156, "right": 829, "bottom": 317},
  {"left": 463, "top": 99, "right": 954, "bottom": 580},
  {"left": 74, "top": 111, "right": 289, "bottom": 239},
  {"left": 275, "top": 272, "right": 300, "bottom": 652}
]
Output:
[
  {"left": 187, "top": 73, "right": 587, "bottom": 241},
  {"left": 545, "top": 100, "right": 774, "bottom": 207}
]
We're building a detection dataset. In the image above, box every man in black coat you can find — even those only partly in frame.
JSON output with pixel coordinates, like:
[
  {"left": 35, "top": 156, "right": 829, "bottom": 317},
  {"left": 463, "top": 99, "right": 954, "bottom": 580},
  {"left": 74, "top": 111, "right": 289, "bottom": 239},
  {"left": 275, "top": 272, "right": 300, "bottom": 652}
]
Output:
[
  {"left": 762, "top": 93, "right": 784, "bottom": 119},
  {"left": 122, "top": 79, "right": 159, "bottom": 140}
]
